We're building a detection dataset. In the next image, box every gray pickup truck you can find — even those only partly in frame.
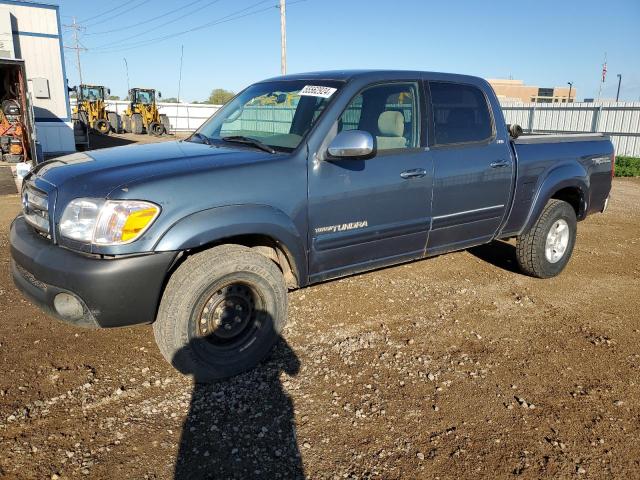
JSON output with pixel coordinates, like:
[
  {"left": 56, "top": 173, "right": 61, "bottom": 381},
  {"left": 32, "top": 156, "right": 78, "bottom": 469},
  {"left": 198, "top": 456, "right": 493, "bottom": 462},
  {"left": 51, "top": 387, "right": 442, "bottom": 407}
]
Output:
[{"left": 10, "top": 70, "right": 614, "bottom": 380}]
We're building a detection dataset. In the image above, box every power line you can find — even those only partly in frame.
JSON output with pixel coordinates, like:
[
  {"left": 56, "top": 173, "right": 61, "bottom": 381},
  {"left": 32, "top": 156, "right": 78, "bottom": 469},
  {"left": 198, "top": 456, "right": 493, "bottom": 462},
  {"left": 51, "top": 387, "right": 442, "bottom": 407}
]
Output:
[
  {"left": 90, "top": 0, "right": 225, "bottom": 49},
  {"left": 89, "top": 0, "right": 308, "bottom": 54},
  {"left": 78, "top": 1, "right": 132, "bottom": 25},
  {"left": 85, "top": 0, "right": 215, "bottom": 36},
  {"left": 83, "top": 0, "right": 153, "bottom": 28},
  {"left": 92, "top": 0, "right": 273, "bottom": 51}
]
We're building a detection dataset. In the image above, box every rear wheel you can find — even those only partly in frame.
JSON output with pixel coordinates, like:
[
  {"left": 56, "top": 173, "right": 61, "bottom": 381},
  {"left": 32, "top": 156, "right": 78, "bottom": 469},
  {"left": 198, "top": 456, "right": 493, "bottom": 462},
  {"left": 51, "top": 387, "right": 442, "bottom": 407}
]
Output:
[
  {"left": 515, "top": 199, "right": 577, "bottom": 278},
  {"left": 153, "top": 244, "right": 288, "bottom": 382},
  {"left": 131, "top": 113, "right": 144, "bottom": 134},
  {"left": 94, "top": 119, "right": 110, "bottom": 135},
  {"left": 148, "top": 121, "right": 163, "bottom": 136}
]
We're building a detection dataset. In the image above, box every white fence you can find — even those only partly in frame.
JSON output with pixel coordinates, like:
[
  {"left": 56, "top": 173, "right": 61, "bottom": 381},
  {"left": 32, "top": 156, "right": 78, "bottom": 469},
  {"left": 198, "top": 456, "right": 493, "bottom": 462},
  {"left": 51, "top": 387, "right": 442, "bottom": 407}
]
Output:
[
  {"left": 77, "top": 100, "right": 640, "bottom": 157},
  {"left": 501, "top": 102, "right": 640, "bottom": 157}
]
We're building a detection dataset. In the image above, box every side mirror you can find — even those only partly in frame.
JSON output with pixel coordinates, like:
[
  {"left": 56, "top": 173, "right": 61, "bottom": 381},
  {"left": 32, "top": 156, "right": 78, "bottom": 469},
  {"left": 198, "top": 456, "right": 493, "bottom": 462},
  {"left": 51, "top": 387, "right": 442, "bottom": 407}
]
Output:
[
  {"left": 107, "top": 88, "right": 111, "bottom": 95},
  {"left": 157, "top": 91, "right": 162, "bottom": 98},
  {"left": 507, "top": 123, "right": 523, "bottom": 139},
  {"left": 327, "top": 130, "right": 375, "bottom": 159}
]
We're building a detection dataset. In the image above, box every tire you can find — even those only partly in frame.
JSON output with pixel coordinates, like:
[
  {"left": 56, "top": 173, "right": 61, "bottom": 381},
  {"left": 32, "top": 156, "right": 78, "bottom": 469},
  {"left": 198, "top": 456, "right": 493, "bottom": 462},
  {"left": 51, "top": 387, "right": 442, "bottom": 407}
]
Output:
[
  {"left": 515, "top": 199, "right": 577, "bottom": 278},
  {"left": 160, "top": 114, "right": 171, "bottom": 135},
  {"left": 131, "top": 113, "right": 144, "bottom": 134},
  {"left": 121, "top": 115, "right": 131, "bottom": 133},
  {"left": 107, "top": 112, "right": 120, "bottom": 133},
  {"left": 153, "top": 244, "right": 288, "bottom": 382},
  {"left": 148, "top": 121, "right": 163, "bottom": 136},
  {"left": 94, "top": 119, "right": 110, "bottom": 135}
]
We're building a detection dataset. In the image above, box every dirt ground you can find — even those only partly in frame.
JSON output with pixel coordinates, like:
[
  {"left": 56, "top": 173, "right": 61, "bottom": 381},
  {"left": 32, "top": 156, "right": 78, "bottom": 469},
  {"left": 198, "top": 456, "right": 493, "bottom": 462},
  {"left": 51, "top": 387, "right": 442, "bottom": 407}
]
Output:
[
  {"left": 0, "top": 144, "right": 639, "bottom": 478},
  {"left": 83, "top": 131, "right": 190, "bottom": 151}
]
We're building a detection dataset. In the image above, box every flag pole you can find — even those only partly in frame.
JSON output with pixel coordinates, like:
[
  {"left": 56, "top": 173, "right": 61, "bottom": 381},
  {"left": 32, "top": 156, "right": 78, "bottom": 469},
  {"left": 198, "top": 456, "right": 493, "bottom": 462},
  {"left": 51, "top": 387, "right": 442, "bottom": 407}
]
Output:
[{"left": 597, "top": 52, "right": 607, "bottom": 101}]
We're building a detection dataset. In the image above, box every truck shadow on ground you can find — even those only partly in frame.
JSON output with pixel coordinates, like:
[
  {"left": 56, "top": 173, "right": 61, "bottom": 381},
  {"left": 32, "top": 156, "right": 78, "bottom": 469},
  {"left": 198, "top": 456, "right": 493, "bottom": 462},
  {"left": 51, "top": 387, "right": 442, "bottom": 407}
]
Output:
[
  {"left": 172, "top": 332, "right": 304, "bottom": 479},
  {"left": 467, "top": 240, "right": 522, "bottom": 274}
]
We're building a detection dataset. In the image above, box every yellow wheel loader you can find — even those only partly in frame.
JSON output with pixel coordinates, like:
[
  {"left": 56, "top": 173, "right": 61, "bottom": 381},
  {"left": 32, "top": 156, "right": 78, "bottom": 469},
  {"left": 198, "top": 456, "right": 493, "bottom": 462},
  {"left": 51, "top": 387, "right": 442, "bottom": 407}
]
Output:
[
  {"left": 120, "top": 88, "right": 170, "bottom": 136},
  {"left": 72, "top": 84, "right": 119, "bottom": 135}
]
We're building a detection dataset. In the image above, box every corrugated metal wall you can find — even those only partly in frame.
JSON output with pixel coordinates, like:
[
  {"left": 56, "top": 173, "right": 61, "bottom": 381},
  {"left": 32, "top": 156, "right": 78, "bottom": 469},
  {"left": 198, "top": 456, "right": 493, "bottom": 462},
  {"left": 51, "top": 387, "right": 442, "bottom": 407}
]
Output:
[
  {"left": 1, "top": 0, "right": 75, "bottom": 154},
  {"left": 501, "top": 102, "right": 640, "bottom": 157}
]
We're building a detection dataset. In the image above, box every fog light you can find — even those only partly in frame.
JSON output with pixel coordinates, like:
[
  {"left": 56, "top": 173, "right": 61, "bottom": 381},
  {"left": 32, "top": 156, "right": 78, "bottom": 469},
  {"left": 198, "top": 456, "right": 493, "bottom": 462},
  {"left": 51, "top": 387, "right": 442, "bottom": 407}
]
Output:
[{"left": 53, "top": 293, "right": 84, "bottom": 320}]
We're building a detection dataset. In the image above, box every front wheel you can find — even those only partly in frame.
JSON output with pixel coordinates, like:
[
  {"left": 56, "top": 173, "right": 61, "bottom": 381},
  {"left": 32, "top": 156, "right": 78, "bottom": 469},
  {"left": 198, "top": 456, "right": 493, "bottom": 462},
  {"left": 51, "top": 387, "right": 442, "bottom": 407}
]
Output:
[
  {"left": 153, "top": 244, "right": 288, "bottom": 382},
  {"left": 121, "top": 115, "right": 131, "bottom": 133},
  {"left": 160, "top": 114, "right": 171, "bottom": 135},
  {"left": 515, "top": 199, "right": 577, "bottom": 278},
  {"left": 107, "top": 112, "right": 120, "bottom": 133}
]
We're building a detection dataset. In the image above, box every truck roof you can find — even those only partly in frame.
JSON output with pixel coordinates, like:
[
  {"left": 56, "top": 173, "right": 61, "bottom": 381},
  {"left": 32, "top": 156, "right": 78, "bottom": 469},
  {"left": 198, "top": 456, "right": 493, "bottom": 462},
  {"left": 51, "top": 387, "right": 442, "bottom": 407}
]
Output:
[{"left": 260, "top": 69, "right": 486, "bottom": 85}]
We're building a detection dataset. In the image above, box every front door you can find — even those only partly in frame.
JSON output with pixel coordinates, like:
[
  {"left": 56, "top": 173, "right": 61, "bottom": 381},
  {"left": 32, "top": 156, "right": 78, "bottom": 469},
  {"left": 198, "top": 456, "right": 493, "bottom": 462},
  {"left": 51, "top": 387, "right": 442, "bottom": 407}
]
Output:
[
  {"left": 425, "top": 81, "right": 514, "bottom": 254},
  {"left": 308, "top": 81, "right": 433, "bottom": 282}
]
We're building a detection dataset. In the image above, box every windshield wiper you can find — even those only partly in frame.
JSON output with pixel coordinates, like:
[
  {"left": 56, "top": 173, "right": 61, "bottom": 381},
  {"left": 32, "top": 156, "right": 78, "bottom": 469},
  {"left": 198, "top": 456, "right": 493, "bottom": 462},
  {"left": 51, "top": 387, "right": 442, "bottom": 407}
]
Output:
[
  {"left": 221, "top": 135, "right": 276, "bottom": 154},
  {"left": 188, "top": 132, "right": 212, "bottom": 145}
]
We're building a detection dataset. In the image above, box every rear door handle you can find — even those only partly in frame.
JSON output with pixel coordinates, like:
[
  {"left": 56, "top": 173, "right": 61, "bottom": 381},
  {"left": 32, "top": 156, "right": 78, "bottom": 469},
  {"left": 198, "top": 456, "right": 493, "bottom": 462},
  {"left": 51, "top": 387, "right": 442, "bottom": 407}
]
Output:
[
  {"left": 490, "top": 160, "right": 510, "bottom": 168},
  {"left": 400, "top": 168, "right": 427, "bottom": 179}
]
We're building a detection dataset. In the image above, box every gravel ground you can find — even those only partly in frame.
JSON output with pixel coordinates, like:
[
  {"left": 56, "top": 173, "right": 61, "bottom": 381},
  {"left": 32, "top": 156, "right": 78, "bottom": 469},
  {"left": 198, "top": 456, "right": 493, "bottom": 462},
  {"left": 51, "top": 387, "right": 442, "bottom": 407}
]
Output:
[{"left": 0, "top": 159, "right": 638, "bottom": 478}]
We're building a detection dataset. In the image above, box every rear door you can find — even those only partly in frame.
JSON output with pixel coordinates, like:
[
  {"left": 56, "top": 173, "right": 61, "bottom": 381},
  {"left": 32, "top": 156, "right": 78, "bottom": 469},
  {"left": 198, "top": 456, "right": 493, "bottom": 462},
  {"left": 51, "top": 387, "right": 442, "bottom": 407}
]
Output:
[
  {"left": 307, "top": 81, "right": 433, "bottom": 281},
  {"left": 425, "top": 81, "right": 514, "bottom": 254}
]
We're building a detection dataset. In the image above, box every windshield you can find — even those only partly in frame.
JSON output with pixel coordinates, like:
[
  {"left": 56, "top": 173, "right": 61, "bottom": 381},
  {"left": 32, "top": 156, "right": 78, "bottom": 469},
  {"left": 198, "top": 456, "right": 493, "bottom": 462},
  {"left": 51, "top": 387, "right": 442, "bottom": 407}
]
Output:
[
  {"left": 195, "top": 80, "right": 342, "bottom": 151},
  {"left": 134, "top": 90, "right": 154, "bottom": 104},
  {"left": 80, "top": 86, "right": 104, "bottom": 101}
]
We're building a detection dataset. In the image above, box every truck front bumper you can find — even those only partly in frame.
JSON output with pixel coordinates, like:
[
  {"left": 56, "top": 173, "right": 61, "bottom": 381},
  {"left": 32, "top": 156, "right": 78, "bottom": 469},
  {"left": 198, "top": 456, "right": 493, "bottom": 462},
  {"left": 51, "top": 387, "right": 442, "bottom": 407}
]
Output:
[{"left": 10, "top": 216, "right": 177, "bottom": 328}]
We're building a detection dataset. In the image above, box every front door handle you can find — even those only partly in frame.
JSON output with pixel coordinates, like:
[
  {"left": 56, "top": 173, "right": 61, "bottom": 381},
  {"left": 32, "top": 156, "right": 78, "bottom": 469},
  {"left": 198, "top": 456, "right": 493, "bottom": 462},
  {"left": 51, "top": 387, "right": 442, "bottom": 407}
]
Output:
[
  {"left": 490, "top": 160, "right": 510, "bottom": 168},
  {"left": 400, "top": 168, "right": 427, "bottom": 179}
]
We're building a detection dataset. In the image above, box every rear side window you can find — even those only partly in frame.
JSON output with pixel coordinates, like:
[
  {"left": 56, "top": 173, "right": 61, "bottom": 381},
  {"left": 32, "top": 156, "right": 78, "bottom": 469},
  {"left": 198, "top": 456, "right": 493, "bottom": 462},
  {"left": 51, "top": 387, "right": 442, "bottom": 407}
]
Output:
[{"left": 429, "top": 82, "right": 493, "bottom": 145}]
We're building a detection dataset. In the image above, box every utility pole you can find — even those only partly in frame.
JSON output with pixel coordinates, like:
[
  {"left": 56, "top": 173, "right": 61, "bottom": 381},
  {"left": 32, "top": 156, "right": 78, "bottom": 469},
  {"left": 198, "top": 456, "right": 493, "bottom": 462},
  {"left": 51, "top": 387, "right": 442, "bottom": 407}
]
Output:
[
  {"left": 279, "top": 0, "right": 287, "bottom": 75},
  {"left": 175, "top": 45, "right": 184, "bottom": 134},
  {"left": 616, "top": 74, "right": 622, "bottom": 102},
  {"left": 567, "top": 82, "right": 573, "bottom": 103},
  {"left": 63, "top": 17, "right": 86, "bottom": 85},
  {"left": 177, "top": 45, "right": 184, "bottom": 103}
]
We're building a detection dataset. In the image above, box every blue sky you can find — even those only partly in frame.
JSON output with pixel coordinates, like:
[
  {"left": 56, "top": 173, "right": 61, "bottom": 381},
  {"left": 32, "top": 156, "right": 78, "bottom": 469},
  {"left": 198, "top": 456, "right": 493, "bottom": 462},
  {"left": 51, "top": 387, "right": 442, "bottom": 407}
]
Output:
[{"left": 58, "top": 0, "right": 640, "bottom": 102}]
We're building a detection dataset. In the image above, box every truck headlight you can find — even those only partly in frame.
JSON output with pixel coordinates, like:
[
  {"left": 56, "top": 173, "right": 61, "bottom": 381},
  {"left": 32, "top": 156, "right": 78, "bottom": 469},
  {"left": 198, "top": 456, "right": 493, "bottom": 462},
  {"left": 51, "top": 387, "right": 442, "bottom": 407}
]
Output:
[{"left": 60, "top": 198, "right": 160, "bottom": 245}]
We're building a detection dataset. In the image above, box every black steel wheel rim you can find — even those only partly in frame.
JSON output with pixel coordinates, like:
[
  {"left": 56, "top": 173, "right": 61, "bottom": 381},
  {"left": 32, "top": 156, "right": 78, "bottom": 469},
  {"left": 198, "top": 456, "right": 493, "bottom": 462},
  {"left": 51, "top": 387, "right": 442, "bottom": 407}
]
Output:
[{"left": 195, "top": 282, "right": 262, "bottom": 348}]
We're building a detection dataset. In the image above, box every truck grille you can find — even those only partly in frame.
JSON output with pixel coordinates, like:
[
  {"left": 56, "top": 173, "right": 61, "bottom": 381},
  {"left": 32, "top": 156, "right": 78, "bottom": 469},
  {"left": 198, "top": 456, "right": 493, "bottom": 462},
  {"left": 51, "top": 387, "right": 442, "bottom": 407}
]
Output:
[{"left": 22, "top": 182, "right": 50, "bottom": 235}]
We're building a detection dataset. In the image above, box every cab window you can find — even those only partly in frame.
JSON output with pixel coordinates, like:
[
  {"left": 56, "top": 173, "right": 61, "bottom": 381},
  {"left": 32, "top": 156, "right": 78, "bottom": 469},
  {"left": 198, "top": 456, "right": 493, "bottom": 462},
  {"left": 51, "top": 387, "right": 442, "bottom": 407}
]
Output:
[
  {"left": 337, "top": 83, "right": 420, "bottom": 151},
  {"left": 429, "top": 82, "right": 493, "bottom": 145}
]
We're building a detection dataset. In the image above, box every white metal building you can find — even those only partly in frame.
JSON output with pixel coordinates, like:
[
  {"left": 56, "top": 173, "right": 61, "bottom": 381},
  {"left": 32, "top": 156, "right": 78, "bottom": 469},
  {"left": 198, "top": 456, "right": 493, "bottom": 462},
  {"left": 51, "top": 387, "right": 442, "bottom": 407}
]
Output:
[{"left": 0, "top": 0, "right": 74, "bottom": 156}]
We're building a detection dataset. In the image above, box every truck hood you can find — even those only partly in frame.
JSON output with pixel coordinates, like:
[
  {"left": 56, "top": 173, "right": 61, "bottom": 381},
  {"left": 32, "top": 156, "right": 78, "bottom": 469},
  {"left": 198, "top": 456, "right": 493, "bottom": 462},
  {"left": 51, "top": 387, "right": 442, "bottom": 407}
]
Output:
[{"left": 32, "top": 140, "right": 274, "bottom": 195}]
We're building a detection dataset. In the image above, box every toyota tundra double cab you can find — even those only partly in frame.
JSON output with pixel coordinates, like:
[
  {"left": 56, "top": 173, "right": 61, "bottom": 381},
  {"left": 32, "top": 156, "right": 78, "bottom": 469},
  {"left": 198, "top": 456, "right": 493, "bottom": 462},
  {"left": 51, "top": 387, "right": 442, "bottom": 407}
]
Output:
[{"left": 11, "top": 70, "right": 614, "bottom": 381}]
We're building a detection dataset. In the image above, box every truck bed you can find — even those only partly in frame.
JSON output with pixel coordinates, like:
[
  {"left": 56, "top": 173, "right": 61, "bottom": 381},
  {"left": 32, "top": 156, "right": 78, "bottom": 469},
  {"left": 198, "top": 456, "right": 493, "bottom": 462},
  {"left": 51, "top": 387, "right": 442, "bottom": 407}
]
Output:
[{"left": 500, "top": 133, "right": 614, "bottom": 237}]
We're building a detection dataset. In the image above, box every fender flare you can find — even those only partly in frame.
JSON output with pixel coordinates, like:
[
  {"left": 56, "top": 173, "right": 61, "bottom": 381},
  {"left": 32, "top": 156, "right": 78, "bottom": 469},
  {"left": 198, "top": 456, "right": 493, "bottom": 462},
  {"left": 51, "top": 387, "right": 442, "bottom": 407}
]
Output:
[
  {"left": 153, "top": 204, "right": 307, "bottom": 285},
  {"left": 522, "top": 163, "right": 589, "bottom": 234}
]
